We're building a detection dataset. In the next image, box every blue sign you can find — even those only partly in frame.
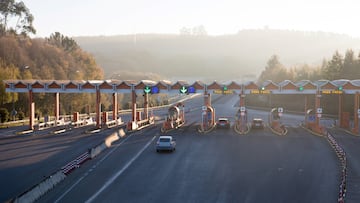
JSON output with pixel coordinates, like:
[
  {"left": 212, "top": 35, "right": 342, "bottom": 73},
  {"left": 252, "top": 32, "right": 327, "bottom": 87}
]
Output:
[
  {"left": 308, "top": 115, "right": 316, "bottom": 122},
  {"left": 188, "top": 86, "right": 196, "bottom": 93},
  {"left": 151, "top": 86, "right": 159, "bottom": 94}
]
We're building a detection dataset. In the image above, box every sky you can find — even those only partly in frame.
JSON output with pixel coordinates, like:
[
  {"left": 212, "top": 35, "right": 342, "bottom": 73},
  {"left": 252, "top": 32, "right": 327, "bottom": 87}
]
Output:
[{"left": 23, "top": 0, "right": 360, "bottom": 38}]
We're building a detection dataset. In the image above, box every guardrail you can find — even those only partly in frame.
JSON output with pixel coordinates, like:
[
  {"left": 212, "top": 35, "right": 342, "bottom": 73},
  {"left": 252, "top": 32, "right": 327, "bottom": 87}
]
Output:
[{"left": 61, "top": 152, "right": 91, "bottom": 175}]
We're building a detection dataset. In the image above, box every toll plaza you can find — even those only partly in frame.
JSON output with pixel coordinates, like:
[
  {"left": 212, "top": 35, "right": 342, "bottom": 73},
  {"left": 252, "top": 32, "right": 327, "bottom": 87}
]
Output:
[{"left": 4, "top": 79, "right": 360, "bottom": 135}]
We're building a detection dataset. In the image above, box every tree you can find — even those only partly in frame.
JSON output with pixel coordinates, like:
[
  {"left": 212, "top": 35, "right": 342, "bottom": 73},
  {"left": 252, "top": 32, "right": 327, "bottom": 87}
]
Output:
[
  {"left": 342, "top": 49, "right": 358, "bottom": 79},
  {"left": 258, "top": 55, "right": 288, "bottom": 83},
  {"left": 47, "top": 32, "right": 79, "bottom": 52},
  {"left": 0, "top": 0, "right": 36, "bottom": 36},
  {"left": 0, "top": 108, "right": 9, "bottom": 122},
  {"left": 323, "top": 51, "right": 343, "bottom": 80}
]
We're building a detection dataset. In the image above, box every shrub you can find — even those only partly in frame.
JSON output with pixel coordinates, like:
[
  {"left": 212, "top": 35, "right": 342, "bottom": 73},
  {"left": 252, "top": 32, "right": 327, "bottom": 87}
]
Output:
[{"left": 0, "top": 108, "right": 9, "bottom": 123}]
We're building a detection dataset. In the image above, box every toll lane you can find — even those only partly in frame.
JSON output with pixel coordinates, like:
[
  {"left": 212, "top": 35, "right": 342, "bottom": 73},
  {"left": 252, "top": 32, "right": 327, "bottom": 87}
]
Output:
[
  {"left": 39, "top": 95, "right": 339, "bottom": 203},
  {"left": 0, "top": 95, "right": 205, "bottom": 202}
]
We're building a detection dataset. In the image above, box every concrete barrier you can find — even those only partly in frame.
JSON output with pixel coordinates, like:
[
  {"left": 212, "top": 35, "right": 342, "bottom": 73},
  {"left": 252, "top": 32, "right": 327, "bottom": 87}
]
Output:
[
  {"left": 90, "top": 143, "right": 107, "bottom": 159},
  {"left": 14, "top": 171, "right": 66, "bottom": 203},
  {"left": 105, "top": 129, "right": 125, "bottom": 147}
]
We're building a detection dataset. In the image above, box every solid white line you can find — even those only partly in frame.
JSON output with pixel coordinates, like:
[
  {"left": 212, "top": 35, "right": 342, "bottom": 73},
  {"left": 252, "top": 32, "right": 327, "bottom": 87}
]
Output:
[
  {"left": 85, "top": 135, "right": 156, "bottom": 203},
  {"left": 54, "top": 133, "right": 134, "bottom": 203}
]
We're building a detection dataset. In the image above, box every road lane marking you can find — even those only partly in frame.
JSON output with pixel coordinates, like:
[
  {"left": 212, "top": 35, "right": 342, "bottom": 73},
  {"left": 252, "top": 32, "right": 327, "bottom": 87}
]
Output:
[
  {"left": 54, "top": 133, "right": 135, "bottom": 203},
  {"left": 85, "top": 135, "right": 156, "bottom": 203}
]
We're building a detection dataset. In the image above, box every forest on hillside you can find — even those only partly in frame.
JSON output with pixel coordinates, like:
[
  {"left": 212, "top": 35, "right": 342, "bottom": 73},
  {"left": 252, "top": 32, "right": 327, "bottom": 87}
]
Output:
[{"left": 0, "top": 0, "right": 105, "bottom": 122}]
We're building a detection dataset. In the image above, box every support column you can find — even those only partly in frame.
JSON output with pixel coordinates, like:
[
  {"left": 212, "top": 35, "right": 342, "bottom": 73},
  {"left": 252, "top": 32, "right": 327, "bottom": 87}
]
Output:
[
  {"left": 54, "top": 92, "right": 59, "bottom": 122},
  {"left": 353, "top": 92, "right": 359, "bottom": 134},
  {"left": 143, "top": 93, "right": 149, "bottom": 120},
  {"left": 208, "top": 93, "right": 211, "bottom": 106},
  {"left": 132, "top": 90, "right": 137, "bottom": 122},
  {"left": 240, "top": 92, "right": 245, "bottom": 107},
  {"left": 304, "top": 95, "right": 308, "bottom": 119},
  {"left": 112, "top": 93, "right": 118, "bottom": 120},
  {"left": 29, "top": 90, "right": 35, "bottom": 130},
  {"left": 204, "top": 92, "right": 211, "bottom": 106},
  {"left": 315, "top": 91, "right": 321, "bottom": 132},
  {"left": 95, "top": 89, "right": 101, "bottom": 129},
  {"left": 339, "top": 94, "right": 343, "bottom": 128}
]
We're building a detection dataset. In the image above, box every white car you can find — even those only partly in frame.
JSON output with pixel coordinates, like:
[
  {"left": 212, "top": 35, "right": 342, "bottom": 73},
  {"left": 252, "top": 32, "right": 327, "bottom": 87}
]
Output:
[{"left": 156, "top": 136, "right": 176, "bottom": 152}]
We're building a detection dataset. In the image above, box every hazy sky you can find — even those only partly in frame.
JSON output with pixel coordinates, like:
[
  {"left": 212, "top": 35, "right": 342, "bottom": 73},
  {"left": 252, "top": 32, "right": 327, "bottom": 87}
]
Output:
[{"left": 23, "top": 0, "right": 360, "bottom": 37}]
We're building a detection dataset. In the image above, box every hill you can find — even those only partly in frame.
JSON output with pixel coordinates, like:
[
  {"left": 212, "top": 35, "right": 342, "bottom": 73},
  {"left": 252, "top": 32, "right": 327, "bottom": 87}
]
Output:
[{"left": 75, "top": 29, "right": 360, "bottom": 82}]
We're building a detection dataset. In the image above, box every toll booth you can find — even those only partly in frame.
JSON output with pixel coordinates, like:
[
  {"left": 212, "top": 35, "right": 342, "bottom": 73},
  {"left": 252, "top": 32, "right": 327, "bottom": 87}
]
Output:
[
  {"left": 235, "top": 107, "right": 248, "bottom": 133},
  {"left": 200, "top": 105, "right": 215, "bottom": 132},
  {"left": 270, "top": 107, "right": 286, "bottom": 135},
  {"left": 305, "top": 109, "right": 316, "bottom": 130},
  {"left": 161, "top": 103, "right": 185, "bottom": 133}
]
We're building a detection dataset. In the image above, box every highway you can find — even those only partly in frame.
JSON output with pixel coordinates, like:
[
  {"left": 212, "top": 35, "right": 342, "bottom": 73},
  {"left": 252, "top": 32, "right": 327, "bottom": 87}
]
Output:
[
  {"left": 0, "top": 94, "right": 202, "bottom": 202},
  {"left": 0, "top": 125, "right": 113, "bottom": 202},
  {"left": 35, "top": 95, "right": 341, "bottom": 203}
]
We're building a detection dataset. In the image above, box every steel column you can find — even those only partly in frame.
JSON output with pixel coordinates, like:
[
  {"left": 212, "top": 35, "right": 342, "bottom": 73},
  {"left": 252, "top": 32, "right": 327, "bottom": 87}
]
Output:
[
  {"left": 29, "top": 90, "right": 34, "bottom": 130},
  {"left": 95, "top": 89, "right": 101, "bottom": 128},
  {"left": 54, "top": 92, "right": 59, "bottom": 123},
  {"left": 339, "top": 94, "right": 343, "bottom": 128},
  {"left": 144, "top": 93, "right": 149, "bottom": 120},
  {"left": 315, "top": 91, "right": 321, "bottom": 130},
  {"left": 304, "top": 95, "right": 308, "bottom": 124},
  {"left": 112, "top": 93, "right": 118, "bottom": 120},
  {"left": 353, "top": 92, "right": 359, "bottom": 134},
  {"left": 132, "top": 90, "right": 137, "bottom": 122}
]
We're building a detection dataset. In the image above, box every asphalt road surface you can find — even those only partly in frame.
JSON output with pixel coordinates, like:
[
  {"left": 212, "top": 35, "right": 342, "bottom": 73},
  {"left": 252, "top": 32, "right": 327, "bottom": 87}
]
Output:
[
  {"left": 0, "top": 126, "right": 113, "bottom": 202},
  {"left": 38, "top": 95, "right": 340, "bottom": 203},
  {"left": 328, "top": 128, "right": 360, "bottom": 203},
  {"left": 0, "top": 94, "right": 203, "bottom": 202}
]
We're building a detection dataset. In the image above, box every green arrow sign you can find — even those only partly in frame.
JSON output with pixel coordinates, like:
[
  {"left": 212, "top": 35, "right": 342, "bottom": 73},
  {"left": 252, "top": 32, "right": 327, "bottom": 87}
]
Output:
[
  {"left": 144, "top": 86, "right": 151, "bottom": 94},
  {"left": 180, "top": 86, "right": 188, "bottom": 94}
]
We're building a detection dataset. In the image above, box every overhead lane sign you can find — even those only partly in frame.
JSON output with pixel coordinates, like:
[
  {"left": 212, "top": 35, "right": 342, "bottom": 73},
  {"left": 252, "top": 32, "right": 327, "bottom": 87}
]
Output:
[
  {"left": 180, "top": 86, "right": 188, "bottom": 94},
  {"left": 321, "top": 90, "right": 343, "bottom": 94},
  {"left": 250, "top": 87, "right": 271, "bottom": 94},
  {"left": 144, "top": 86, "right": 159, "bottom": 94},
  {"left": 144, "top": 86, "right": 151, "bottom": 94},
  {"left": 213, "top": 86, "right": 234, "bottom": 94},
  {"left": 188, "top": 86, "right": 196, "bottom": 93},
  {"left": 179, "top": 86, "right": 196, "bottom": 94}
]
